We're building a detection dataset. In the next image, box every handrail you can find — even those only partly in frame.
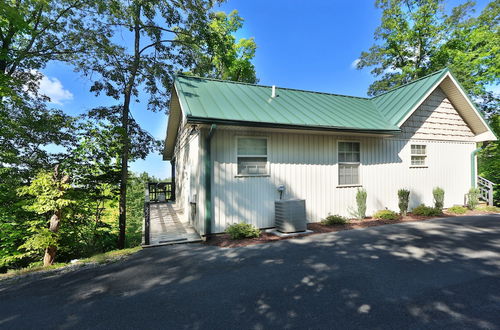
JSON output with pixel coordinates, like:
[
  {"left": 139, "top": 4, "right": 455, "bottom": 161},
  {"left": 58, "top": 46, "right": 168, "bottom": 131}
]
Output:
[
  {"left": 477, "top": 175, "right": 496, "bottom": 206},
  {"left": 478, "top": 176, "right": 495, "bottom": 187}
]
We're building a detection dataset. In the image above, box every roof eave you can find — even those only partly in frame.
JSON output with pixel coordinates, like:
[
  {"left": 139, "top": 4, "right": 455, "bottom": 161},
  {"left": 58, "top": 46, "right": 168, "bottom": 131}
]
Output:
[{"left": 186, "top": 116, "right": 400, "bottom": 134}]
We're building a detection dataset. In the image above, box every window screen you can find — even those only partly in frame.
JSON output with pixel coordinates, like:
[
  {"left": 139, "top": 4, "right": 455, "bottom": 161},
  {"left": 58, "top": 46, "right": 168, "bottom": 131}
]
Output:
[
  {"left": 237, "top": 138, "right": 268, "bottom": 175},
  {"left": 338, "top": 142, "right": 360, "bottom": 185},
  {"left": 411, "top": 145, "right": 426, "bottom": 166}
]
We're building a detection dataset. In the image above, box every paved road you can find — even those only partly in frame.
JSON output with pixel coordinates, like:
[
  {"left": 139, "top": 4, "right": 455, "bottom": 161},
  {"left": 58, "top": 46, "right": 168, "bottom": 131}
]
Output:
[{"left": 1, "top": 215, "right": 500, "bottom": 330}]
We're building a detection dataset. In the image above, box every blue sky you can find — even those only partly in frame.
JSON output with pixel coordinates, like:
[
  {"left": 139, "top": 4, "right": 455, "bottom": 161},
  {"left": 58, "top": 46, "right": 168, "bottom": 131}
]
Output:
[{"left": 39, "top": 0, "right": 493, "bottom": 179}]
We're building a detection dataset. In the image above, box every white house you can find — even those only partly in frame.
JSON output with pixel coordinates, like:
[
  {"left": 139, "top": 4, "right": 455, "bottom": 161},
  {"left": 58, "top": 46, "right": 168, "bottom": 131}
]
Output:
[{"left": 163, "top": 68, "right": 497, "bottom": 236}]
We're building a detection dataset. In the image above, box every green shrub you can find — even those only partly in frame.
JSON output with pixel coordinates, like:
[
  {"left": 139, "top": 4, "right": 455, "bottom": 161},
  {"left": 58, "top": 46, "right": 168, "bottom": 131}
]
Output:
[
  {"left": 398, "top": 189, "right": 410, "bottom": 216},
  {"left": 373, "top": 209, "right": 399, "bottom": 220},
  {"left": 412, "top": 204, "right": 442, "bottom": 216},
  {"left": 447, "top": 205, "right": 467, "bottom": 214},
  {"left": 321, "top": 214, "right": 348, "bottom": 225},
  {"left": 433, "top": 187, "right": 445, "bottom": 210},
  {"left": 467, "top": 188, "right": 480, "bottom": 210},
  {"left": 226, "top": 223, "right": 260, "bottom": 240},
  {"left": 354, "top": 188, "right": 367, "bottom": 219}
]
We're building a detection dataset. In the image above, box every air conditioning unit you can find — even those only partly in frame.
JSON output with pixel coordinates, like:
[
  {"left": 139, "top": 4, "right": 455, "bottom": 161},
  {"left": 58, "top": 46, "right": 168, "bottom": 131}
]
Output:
[{"left": 275, "top": 199, "right": 307, "bottom": 233}]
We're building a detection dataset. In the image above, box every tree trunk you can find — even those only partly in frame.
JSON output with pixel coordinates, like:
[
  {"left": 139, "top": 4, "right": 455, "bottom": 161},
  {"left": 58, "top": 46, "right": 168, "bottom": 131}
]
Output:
[
  {"left": 43, "top": 246, "right": 57, "bottom": 266},
  {"left": 118, "top": 96, "right": 130, "bottom": 249},
  {"left": 117, "top": 3, "right": 142, "bottom": 249},
  {"left": 43, "top": 210, "right": 61, "bottom": 266}
]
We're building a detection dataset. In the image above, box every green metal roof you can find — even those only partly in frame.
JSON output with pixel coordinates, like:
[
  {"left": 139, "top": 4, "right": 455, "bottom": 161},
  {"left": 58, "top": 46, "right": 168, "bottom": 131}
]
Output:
[
  {"left": 173, "top": 68, "right": 449, "bottom": 132},
  {"left": 371, "top": 68, "right": 448, "bottom": 125}
]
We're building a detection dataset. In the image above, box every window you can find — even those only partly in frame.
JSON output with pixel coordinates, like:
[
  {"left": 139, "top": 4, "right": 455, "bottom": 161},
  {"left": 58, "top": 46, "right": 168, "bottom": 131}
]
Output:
[
  {"left": 338, "top": 141, "right": 360, "bottom": 185},
  {"left": 411, "top": 144, "right": 426, "bottom": 166},
  {"left": 237, "top": 137, "right": 268, "bottom": 175}
]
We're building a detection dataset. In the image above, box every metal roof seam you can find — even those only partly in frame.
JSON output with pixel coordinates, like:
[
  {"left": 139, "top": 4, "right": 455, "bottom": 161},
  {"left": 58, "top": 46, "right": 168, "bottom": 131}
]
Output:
[{"left": 176, "top": 74, "right": 371, "bottom": 100}]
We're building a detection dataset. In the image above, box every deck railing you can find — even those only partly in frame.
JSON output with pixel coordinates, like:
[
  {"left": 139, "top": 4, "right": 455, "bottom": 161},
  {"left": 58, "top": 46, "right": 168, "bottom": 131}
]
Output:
[
  {"left": 147, "top": 182, "right": 174, "bottom": 202},
  {"left": 478, "top": 176, "right": 495, "bottom": 206}
]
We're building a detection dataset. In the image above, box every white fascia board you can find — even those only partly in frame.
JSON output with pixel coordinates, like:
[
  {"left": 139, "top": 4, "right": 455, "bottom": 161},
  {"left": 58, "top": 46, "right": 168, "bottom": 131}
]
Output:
[{"left": 446, "top": 73, "right": 497, "bottom": 140}]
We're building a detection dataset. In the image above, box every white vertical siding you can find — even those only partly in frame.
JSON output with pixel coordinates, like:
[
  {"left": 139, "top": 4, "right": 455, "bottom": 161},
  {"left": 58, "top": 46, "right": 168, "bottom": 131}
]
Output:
[{"left": 210, "top": 129, "right": 475, "bottom": 233}]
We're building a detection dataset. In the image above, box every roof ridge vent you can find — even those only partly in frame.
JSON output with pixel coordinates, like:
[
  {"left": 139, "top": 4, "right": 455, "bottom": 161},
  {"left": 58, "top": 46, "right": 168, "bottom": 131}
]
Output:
[{"left": 271, "top": 85, "right": 277, "bottom": 98}]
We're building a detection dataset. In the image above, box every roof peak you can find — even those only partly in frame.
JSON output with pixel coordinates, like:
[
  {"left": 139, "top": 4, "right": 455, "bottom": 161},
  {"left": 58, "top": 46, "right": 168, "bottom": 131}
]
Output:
[
  {"left": 371, "top": 68, "right": 449, "bottom": 99},
  {"left": 176, "top": 74, "right": 370, "bottom": 100}
]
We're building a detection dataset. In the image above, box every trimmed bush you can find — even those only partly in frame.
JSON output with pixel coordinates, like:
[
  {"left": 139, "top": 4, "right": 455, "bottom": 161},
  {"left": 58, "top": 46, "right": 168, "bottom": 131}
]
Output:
[
  {"left": 226, "top": 223, "right": 261, "bottom": 240},
  {"left": 412, "top": 204, "right": 442, "bottom": 216},
  {"left": 398, "top": 189, "right": 410, "bottom": 216},
  {"left": 355, "top": 188, "right": 367, "bottom": 219},
  {"left": 373, "top": 209, "right": 399, "bottom": 220},
  {"left": 321, "top": 214, "right": 348, "bottom": 226},
  {"left": 447, "top": 205, "right": 467, "bottom": 214},
  {"left": 467, "top": 188, "right": 480, "bottom": 210},
  {"left": 433, "top": 187, "right": 445, "bottom": 210}
]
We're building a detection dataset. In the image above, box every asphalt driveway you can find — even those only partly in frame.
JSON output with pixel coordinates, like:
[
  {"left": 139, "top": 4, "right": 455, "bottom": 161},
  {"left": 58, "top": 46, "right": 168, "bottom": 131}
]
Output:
[{"left": 1, "top": 214, "right": 500, "bottom": 329}]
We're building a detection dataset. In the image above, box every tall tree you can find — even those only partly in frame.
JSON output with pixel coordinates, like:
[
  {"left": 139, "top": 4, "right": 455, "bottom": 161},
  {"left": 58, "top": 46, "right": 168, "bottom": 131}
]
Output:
[
  {"left": 356, "top": 0, "right": 499, "bottom": 98},
  {"left": 76, "top": 0, "right": 220, "bottom": 249},
  {"left": 185, "top": 10, "right": 258, "bottom": 83}
]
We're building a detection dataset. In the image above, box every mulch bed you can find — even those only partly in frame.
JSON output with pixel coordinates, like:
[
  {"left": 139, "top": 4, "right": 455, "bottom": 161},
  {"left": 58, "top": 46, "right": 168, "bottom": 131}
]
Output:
[{"left": 204, "top": 209, "right": 498, "bottom": 248}]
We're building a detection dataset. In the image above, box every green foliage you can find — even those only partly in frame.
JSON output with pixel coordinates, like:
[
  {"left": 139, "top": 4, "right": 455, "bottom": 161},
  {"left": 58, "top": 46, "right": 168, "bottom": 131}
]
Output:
[
  {"left": 412, "top": 204, "right": 442, "bottom": 216},
  {"left": 373, "top": 209, "right": 399, "bottom": 220},
  {"left": 182, "top": 10, "right": 258, "bottom": 83},
  {"left": 353, "top": 188, "right": 367, "bottom": 220},
  {"left": 18, "top": 171, "right": 73, "bottom": 214},
  {"left": 447, "top": 205, "right": 468, "bottom": 214},
  {"left": 226, "top": 223, "right": 261, "bottom": 240},
  {"left": 321, "top": 214, "right": 348, "bottom": 225},
  {"left": 478, "top": 114, "right": 500, "bottom": 206},
  {"left": 357, "top": 0, "right": 499, "bottom": 99},
  {"left": 433, "top": 187, "right": 445, "bottom": 210},
  {"left": 467, "top": 188, "right": 480, "bottom": 210},
  {"left": 398, "top": 189, "right": 410, "bottom": 215}
]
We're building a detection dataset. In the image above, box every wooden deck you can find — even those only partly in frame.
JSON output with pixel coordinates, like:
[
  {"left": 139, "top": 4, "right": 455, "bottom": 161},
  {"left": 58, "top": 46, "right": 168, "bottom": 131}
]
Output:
[{"left": 143, "top": 202, "right": 202, "bottom": 247}]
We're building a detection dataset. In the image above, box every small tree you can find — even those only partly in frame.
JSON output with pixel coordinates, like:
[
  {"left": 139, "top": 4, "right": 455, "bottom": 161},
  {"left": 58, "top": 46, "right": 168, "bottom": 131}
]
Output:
[
  {"left": 18, "top": 165, "right": 72, "bottom": 266},
  {"left": 467, "top": 188, "right": 480, "bottom": 210},
  {"left": 398, "top": 189, "right": 410, "bottom": 216},
  {"left": 354, "top": 188, "right": 367, "bottom": 220},
  {"left": 433, "top": 187, "right": 445, "bottom": 210}
]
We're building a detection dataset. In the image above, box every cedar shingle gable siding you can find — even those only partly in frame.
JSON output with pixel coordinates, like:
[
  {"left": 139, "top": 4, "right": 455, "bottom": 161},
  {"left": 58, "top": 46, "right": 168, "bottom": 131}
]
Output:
[{"left": 398, "top": 87, "right": 475, "bottom": 141}]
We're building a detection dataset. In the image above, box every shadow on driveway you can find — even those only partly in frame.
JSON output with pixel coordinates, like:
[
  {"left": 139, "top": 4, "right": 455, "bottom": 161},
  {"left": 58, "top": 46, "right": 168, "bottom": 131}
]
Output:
[{"left": 1, "top": 215, "right": 500, "bottom": 329}]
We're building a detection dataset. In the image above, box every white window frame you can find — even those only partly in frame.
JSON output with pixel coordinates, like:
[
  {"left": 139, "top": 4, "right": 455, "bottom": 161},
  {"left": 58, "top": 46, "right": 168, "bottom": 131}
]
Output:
[
  {"left": 235, "top": 136, "right": 270, "bottom": 177},
  {"left": 337, "top": 140, "right": 362, "bottom": 187},
  {"left": 410, "top": 144, "right": 427, "bottom": 167}
]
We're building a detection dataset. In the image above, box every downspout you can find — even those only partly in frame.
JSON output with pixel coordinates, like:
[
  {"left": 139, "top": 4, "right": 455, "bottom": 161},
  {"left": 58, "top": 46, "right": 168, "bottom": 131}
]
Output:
[
  {"left": 470, "top": 145, "right": 482, "bottom": 188},
  {"left": 204, "top": 124, "right": 216, "bottom": 236}
]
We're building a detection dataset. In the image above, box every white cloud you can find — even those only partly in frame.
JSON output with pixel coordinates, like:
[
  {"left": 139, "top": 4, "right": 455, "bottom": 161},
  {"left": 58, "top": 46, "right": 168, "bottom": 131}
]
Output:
[
  {"left": 37, "top": 73, "right": 73, "bottom": 105},
  {"left": 351, "top": 59, "right": 361, "bottom": 69}
]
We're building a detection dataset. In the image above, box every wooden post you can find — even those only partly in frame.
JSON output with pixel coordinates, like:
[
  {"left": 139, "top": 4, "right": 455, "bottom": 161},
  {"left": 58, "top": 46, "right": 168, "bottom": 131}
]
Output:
[
  {"left": 170, "top": 158, "right": 176, "bottom": 202},
  {"left": 144, "top": 184, "right": 150, "bottom": 245}
]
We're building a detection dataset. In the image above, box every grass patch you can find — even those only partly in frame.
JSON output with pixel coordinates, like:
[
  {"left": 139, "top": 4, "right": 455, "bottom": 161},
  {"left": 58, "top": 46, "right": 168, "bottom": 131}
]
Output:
[
  {"left": 476, "top": 205, "right": 500, "bottom": 213},
  {"left": 1, "top": 246, "right": 142, "bottom": 281},
  {"left": 79, "top": 246, "right": 142, "bottom": 264},
  {"left": 447, "top": 205, "right": 468, "bottom": 214}
]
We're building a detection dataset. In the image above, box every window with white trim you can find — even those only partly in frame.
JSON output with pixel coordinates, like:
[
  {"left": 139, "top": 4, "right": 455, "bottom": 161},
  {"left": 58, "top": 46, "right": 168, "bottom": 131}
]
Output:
[
  {"left": 411, "top": 144, "right": 426, "bottom": 166},
  {"left": 237, "top": 137, "right": 268, "bottom": 175},
  {"left": 338, "top": 141, "right": 360, "bottom": 185}
]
